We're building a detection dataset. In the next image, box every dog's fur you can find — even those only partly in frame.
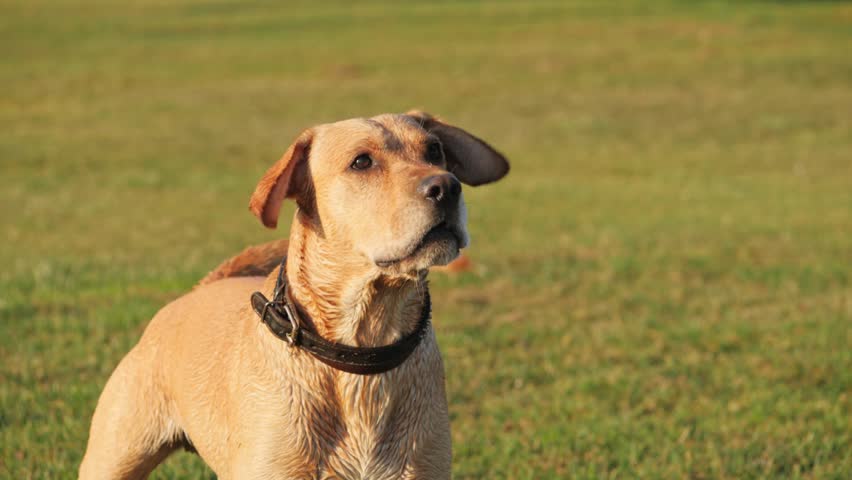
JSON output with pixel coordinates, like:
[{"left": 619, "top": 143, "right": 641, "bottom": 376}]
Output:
[
  {"left": 79, "top": 111, "right": 509, "bottom": 479},
  {"left": 198, "top": 239, "right": 473, "bottom": 287}
]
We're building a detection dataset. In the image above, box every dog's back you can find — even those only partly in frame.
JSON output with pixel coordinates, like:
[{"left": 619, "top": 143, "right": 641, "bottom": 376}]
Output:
[{"left": 197, "top": 238, "right": 291, "bottom": 286}]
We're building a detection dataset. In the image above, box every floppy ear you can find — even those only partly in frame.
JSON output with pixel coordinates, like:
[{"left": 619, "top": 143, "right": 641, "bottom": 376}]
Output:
[
  {"left": 249, "top": 129, "right": 314, "bottom": 229},
  {"left": 406, "top": 110, "right": 510, "bottom": 186}
]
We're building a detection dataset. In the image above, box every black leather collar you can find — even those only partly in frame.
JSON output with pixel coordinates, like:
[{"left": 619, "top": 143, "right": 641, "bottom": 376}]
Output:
[{"left": 250, "top": 257, "right": 431, "bottom": 375}]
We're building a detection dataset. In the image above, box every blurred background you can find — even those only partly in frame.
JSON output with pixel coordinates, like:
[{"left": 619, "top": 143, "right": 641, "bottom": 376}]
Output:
[{"left": 2, "top": 1, "right": 850, "bottom": 478}]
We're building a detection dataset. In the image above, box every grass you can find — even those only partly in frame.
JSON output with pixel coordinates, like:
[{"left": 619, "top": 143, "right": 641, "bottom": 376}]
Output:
[{"left": 2, "top": 0, "right": 851, "bottom": 478}]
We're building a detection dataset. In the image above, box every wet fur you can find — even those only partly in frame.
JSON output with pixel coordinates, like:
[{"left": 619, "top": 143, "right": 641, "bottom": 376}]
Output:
[{"left": 80, "top": 111, "right": 508, "bottom": 479}]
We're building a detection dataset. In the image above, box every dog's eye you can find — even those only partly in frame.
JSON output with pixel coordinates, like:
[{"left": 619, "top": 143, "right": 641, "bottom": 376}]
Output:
[
  {"left": 351, "top": 154, "right": 373, "bottom": 170},
  {"left": 425, "top": 142, "right": 444, "bottom": 165}
]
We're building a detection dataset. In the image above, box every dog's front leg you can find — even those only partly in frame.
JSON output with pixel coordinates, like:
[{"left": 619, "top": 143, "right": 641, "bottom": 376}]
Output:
[{"left": 79, "top": 346, "right": 178, "bottom": 479}]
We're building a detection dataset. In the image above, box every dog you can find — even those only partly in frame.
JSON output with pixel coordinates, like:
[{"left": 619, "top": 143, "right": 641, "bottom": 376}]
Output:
[{"left": 79, "top": 111, "right": 509, "bottom": 479}]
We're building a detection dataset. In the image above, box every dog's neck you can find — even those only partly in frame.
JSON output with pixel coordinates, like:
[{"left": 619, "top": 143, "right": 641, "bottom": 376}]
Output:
[{"left": 282, "top": 215, "right": 426, "bottom": 347}]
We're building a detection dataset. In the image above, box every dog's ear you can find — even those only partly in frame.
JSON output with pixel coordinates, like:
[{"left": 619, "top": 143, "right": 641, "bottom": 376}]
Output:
[
  {"left": 406, "top": 110, "right": 510, "bottom": 186},
  {"left": 249, "top": 129, "right": 314, "bottom": 229}
]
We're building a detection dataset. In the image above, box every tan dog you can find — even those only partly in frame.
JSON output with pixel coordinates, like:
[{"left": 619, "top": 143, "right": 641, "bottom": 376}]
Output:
[{"left": 79, "top": 111, "right": 509, "bottom": 479}]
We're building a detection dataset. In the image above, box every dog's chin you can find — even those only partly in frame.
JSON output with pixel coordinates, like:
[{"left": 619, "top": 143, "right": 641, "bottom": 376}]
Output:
[{"left": 375, "top": 224, "right": 463, "bottom": 276}]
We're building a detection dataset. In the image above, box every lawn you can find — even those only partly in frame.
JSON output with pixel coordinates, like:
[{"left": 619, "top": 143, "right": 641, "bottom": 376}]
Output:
[{"left": 1, "top": 0, "right": 850, "bottom": 478}]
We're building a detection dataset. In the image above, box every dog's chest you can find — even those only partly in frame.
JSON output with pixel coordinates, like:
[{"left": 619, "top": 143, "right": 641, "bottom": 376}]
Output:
[
  {"left": 297, "top": 374, "right": 427, "bottom": 479},
  {"left": 256, "top": 342, "right": 449, "bottom": 479},
  {"left": 321, "top": 423, "right": 417, "bottom": 479}
]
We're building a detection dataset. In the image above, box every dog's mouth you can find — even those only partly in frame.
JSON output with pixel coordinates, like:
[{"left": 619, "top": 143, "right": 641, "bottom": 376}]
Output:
[{"left": 375, "top": 221, "right": 462, "bottom": 268}]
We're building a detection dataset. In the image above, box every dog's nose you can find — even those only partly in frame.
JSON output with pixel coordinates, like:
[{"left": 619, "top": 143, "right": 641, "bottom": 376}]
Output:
[{"left": 419, "top": 174, "right": 461, "bottom": 205}]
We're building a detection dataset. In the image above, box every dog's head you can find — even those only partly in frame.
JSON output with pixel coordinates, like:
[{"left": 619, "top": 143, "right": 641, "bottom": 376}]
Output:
[{"left": 249, "top": 111, "right": 509, "bottom": 276}]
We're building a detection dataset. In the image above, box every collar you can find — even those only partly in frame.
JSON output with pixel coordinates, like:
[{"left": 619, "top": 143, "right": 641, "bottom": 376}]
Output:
[{"left": 250, "top": 257, "right": 431, "bottom": 375}]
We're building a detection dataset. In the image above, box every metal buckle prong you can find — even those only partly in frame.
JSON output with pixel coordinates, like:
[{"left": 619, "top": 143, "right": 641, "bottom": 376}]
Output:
[
  {"left": 282, "top": 302, "right": 301, "bottom": 346},
  {"left": 260, "top": 300, "right": 275, "bottom": 325}
]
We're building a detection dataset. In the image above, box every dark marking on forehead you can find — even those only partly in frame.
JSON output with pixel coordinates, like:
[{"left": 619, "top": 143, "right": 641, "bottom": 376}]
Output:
[
  {"left": 364, "top": 118, "right": 403, "bottom": 151},
  {"left": 398, "top": 113, "right": 428, "bottom": 129}
]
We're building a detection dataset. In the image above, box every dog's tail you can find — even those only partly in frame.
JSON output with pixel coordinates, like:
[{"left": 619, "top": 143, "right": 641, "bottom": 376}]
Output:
[{"left": 198, "top": 239, "right": 473, "bottom": 287}]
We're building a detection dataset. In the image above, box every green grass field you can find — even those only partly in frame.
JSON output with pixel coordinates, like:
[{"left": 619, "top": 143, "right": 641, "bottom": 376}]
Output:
[{"left": 2, "top": 1, "right": 851, "bottom": 478}]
